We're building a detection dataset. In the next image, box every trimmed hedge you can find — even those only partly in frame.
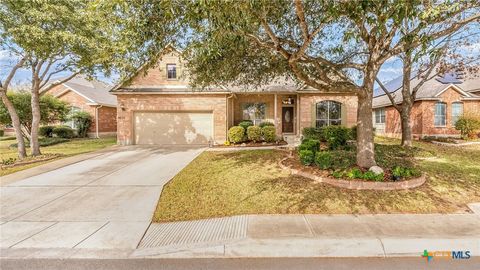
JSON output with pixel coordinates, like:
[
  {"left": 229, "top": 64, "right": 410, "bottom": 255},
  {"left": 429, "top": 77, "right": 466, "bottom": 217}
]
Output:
[
  {"left": 298, "top": 139, "right": 320, "bottom": 153},
  {"left": 322, "top": 126, "right": 351, "bottom": 150},
  {"left": 238, "top": 120, "right": 253, "bottom": 134},
  {"left": 299, "top": 149, "right": 315, "bottom": 165},
  {"left": 261, "top": 126, "right": 276, "bottom": 142},
  {"left": 52, "top": 126, "right": 75, "bottom": 139},
  {"left": 259, "top": 121, "right": 274, "bottom": 128},
  {"left": 39, "top": 125, "right": 55, "bottom": 138},
  {"left": 315, "top": 151, "right": 332, "bottom": 169},
  {"left": 228, "top": 126, "right": 244, "bottom": 143},
  {"left": 302, "top": 127, "right": 325, "bottom": 141},
  {"left": 247, "top": 126, "right": 262, "bottom": 142}
]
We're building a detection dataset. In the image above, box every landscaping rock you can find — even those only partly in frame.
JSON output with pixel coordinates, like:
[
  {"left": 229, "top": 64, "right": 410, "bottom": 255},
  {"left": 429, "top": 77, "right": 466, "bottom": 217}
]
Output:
[{"left": 369, "top": 166, "right": 384, "bottom": 175}]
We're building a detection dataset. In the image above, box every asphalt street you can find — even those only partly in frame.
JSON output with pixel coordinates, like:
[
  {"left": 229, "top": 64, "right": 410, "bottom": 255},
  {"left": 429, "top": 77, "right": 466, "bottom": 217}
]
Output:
[{"left": 2, "top": 257, "right": 479, "bottom": 270}]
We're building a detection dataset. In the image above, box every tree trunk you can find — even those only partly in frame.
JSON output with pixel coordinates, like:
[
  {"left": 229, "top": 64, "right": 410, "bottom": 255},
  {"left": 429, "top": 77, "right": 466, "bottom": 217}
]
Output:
[
  {"left": 400, "top": 106, "right": 413, "bottom": 147},
  {"left": 356, "top": 91, "right": 377, "bottom": 168},
  {"left": 30, "top": 85, "right": 42, "bottom": 156},
  {"left": 0, "top": 91, "right": 27, "bottom": 159}
]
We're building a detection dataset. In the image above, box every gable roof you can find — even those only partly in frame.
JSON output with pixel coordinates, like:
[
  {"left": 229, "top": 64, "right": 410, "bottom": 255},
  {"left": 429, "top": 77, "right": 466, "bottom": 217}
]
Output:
[
  {"left": 48, "top": 75, "right": 117, "bottom": 107},
  {"left": 373, "top": 71, "right": 480, "bottom": 108}
]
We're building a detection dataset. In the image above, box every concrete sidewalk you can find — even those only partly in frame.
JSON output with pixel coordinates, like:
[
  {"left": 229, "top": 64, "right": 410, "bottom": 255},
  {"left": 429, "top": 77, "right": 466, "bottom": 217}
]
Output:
[
  {"left": 3, "top": 211, "right": 478, "bottom": 259},
  {"left": 133, "top": 212, "right": 480, "bottom": 258}
]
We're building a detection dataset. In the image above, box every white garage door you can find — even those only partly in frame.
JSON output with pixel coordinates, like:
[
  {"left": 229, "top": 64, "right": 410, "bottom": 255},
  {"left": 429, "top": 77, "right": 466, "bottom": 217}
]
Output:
[{"left": 134, "top": 112, "right": 213, "bottom": 145}]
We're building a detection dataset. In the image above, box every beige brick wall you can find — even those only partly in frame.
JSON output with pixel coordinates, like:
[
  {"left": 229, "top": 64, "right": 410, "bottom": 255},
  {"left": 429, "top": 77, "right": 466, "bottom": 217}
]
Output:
[
  {"left": 129, "top": 50, "right": 188, "bottom": 87},
  {"left": 298, "top": 93, "right": 358, "bottom": 132},
  {"left": 116, "top": 94, "right": 228, "bottom": 145}
]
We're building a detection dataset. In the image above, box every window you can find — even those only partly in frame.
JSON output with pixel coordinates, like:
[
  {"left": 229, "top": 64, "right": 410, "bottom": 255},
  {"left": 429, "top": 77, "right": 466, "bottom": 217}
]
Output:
[
  {"left": 451, "top": 102, "right": 463, "bottom": 125},
  {"left": 434, "top": 102, "right": 446, "bottom": 127},
  {"left": 167, "top": 64, "right": 176, "bottom": 79},
  {"left": 65, "top": 106, "right": 81, "bottom": 129},
  {"left": 316, "top": 100, "right": 342, "bottom": 127},
  {"left": 375, "top": 108, "right": 386, "bottom": 124},
  {"left": 242, "top": 103, "right": 266, "bottom": 125}
]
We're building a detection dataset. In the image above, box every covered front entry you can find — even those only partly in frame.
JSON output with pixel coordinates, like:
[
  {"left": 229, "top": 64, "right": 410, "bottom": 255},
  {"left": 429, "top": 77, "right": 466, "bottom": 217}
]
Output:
[
  {"left": 228, "top": 93, "right": 299, "bottom": 136},
  {"left": 134, "top": 111, "right": 213, "bottom": 145}
]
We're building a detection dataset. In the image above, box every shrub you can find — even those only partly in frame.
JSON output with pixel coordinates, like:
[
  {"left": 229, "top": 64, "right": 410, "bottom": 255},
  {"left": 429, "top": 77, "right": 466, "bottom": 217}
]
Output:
[
  {"left": 259, "top": 121, "right": 274, "bottom": 128},
  {"left": 349, "top": 125, "right": 357, "bottom": 140},
  {"left": 39, "top": 125, "right": 55, "bottom": 138},
  {"left": 392, "top": 166, "right": 420, "bottom": 179},
  {"left": 299, "top": 139, "right": 320, "bottom": 153},
  {"left": 53, "top": 126, "right": 75, "bottom": 138},
  {"left": 299, "top": 150, "right": 315, "bottom": 165},
  {"left": 346, "top": 168, "right": 363, "bottom": 179},
  {"left": 331, "top": 150, "right": 356, "bottom": 169},
  {"left": 261, "top": 126, "right": 276, "bottom": 142},
  {"left": 362, "top": 171, "right": 384, "bottom": 181},
  {"left": 2, "top": 157, "right": 16, "bottom": 165},
  {"left": 302, "top": 127, "right": 325, "bottom": 141},
  {"left": 455, "top": 116, "right": 480, "bottom": 139},
  {"left": 0, "top": 129, "right": 4, "bottom": 137},
  {"left": 238, "top": 120, "right": 253, "bottom": 134},
  {"left": 322, "top": 126, "right": 350, "bottom": 150},
  {"left": 70, "top": 111, "right": 92, "bottom": 138},
  {"left": 228, "top": 126, "right": 244, "bottom": 143},
  {"left": 315, "top": 151, "right": 333, "bottom": 169},
  {"left": 247, "top": 126, "right": 262, "bottom": 142}
]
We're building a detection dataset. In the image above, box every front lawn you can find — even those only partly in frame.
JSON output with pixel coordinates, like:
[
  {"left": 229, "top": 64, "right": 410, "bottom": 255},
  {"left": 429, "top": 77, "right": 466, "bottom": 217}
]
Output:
[
  {"left": 0, "top": 137, "right": 116, "bottom": 176},
  {"left": 154, "top": 138, "right": 480, "bottom": 222}
]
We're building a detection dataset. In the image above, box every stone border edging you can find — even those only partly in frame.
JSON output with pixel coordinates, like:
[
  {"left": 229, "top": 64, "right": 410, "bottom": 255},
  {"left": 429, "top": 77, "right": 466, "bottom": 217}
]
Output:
[{"left": 279, "top": 157, "right": 426, "bottom": 190}]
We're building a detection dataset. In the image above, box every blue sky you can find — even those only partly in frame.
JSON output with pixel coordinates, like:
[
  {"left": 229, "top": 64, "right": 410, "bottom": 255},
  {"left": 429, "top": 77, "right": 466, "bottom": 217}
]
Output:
[{"left": 2, "top": 40, "right": 479, "bottom": 90}]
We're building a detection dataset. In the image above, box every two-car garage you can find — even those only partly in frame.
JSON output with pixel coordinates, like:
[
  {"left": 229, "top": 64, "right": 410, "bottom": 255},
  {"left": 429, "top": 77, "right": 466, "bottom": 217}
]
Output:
[{"left": 133, "top": 111, "right": 214, "bottom": 145}]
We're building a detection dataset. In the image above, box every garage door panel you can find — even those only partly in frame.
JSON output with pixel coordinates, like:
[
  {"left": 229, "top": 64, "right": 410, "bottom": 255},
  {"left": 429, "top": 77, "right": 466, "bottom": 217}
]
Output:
[{"left": 134, "top": 112, "right": 213, "bottom": 145}]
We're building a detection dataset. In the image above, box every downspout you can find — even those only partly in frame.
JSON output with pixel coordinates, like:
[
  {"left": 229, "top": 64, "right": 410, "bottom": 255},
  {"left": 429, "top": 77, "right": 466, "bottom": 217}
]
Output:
[
  {"left": 95, "top": 105, "right": 103, "bottom": 139},
  {"left": 226, "top": 93, "right": 234, "bottom": 143}
]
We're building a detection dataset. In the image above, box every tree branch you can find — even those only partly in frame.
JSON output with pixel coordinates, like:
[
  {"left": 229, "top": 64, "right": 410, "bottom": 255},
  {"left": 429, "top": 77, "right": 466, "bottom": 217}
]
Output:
[
  {"left": 375, "top": 77, "right": 401, "bottom": 111},
  {"left": 40, "top": 71, "right": 80, "bottom": 93},
  {"left": 1, "top": 56, "right": 28, "bottom": 91}
]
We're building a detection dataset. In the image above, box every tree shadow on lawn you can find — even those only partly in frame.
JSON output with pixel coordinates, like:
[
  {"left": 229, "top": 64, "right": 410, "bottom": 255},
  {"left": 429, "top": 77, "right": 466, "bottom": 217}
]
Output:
[{"left": 207, "top": 148, "right": 473, "bottom": 215}]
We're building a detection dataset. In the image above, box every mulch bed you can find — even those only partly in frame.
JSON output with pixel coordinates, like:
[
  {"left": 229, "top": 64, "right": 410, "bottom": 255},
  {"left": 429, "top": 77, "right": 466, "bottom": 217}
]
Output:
[
  {"left": 213, "top": 140, "right": 288, "bottom": 148},
  {"left": 283, "top": 151, "right": 400, "bottom": 183},
  {"left": 1, "top": 154, "right": 63, "bottom": 169}
]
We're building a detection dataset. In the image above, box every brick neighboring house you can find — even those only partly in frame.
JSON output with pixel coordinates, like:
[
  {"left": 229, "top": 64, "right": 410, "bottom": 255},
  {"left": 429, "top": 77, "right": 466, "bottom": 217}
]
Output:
[
  {"left": 43, "top": 75, "right": 117, "bottom": 138},
  {"left": 111, "top": 46, "right": 358, "bottom": 145},
  {"left": 372, "top": 72, "right": 480, "bottom": 138}
]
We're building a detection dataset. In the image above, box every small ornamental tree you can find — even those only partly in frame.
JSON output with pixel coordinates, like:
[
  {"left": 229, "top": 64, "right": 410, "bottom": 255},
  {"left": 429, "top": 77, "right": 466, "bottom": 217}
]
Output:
[
  {"left": 0, "top": 91, "right": 69, "bottom": 139},
  {"left": 70, "top": 111, "right": 92, "bottom": 138}
]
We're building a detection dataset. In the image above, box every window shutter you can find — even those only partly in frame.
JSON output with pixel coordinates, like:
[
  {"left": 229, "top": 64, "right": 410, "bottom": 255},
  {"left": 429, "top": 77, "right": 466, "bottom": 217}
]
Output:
[
  {"left": 311, "top": 102, "right": 316, "bottom": 127},
  {"left": 341, "top": 103, "right": 347, "bottom": 126}
]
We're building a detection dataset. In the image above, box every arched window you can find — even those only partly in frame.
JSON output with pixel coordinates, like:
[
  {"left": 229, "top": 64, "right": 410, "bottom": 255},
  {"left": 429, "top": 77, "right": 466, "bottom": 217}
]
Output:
[{"left": 316, "top": 101, "right": 342, "bottom": 128}]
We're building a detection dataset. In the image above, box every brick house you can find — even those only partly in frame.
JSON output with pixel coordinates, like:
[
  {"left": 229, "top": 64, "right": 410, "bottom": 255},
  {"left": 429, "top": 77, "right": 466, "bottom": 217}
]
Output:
[
  {"left": 111, "top": 46, "right": 358, "bottom": 145},
  {"left": 372, "top": 72, "right": 480, "bottom": 138},
  {"left": 43, "top": 75, "right": 117, "bottom": 137}
]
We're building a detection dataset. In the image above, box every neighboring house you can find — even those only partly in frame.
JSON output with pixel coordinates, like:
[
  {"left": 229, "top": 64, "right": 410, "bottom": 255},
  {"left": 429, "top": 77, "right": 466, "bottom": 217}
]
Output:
[
  {"left": 111, "top": 46, "right": 358, "bottom": 145},
  {"left": 372, "top": 72, "right": 480, "bottom": 138},
  {"left": 43, "top": 75, "right": 117, "bottom": 138}
]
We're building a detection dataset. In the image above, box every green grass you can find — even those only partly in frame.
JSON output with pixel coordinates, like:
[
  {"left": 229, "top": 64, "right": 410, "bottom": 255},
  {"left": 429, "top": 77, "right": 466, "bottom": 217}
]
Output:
[
  {"left": 1, "top": 137, "right": 116, "bottom": 176},
  {"left": 154, "top": 138, "right": 480, "bottom": 222}
]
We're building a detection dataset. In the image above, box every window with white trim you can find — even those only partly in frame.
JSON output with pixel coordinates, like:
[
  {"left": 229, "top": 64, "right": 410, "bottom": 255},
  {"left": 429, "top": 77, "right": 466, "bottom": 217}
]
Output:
[
  {"left": 166, "top": 64, "right": 177, "bottom": 79},
  {"left": 316, "top": 100, "right": 342, "bottom": 128},
  {"left": 242, "top": 103, "right": 266, "bottom": 125},
  {"left": 375, "top": 108, "right": 386, "bottom": 124},
  {"left": 434, "top": 102, "right": 447, "bottom": 127},
  {"left": 451, "top": 102, "right": 463, "bottom": 125}
]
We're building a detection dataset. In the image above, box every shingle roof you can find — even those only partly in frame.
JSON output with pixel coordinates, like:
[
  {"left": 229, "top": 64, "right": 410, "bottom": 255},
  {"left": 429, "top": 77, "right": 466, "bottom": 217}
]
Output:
[
  {"left": 373, "top": 71, "right": 480, "bottom": 108},
  {"left": 57, "top": 75, "right": 116, "bottom": 106}
]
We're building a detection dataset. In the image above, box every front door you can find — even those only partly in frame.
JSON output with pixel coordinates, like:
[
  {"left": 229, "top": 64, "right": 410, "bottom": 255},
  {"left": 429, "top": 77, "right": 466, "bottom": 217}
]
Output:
[{"left": 282, "top": 107, "right": 294, "bottom": 133}]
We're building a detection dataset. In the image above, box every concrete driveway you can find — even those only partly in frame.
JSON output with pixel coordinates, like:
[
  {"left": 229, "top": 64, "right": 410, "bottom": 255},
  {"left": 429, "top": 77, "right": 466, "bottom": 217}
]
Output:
[{"left": 0, "top": 146, "right": 204, "bottom": 250}]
